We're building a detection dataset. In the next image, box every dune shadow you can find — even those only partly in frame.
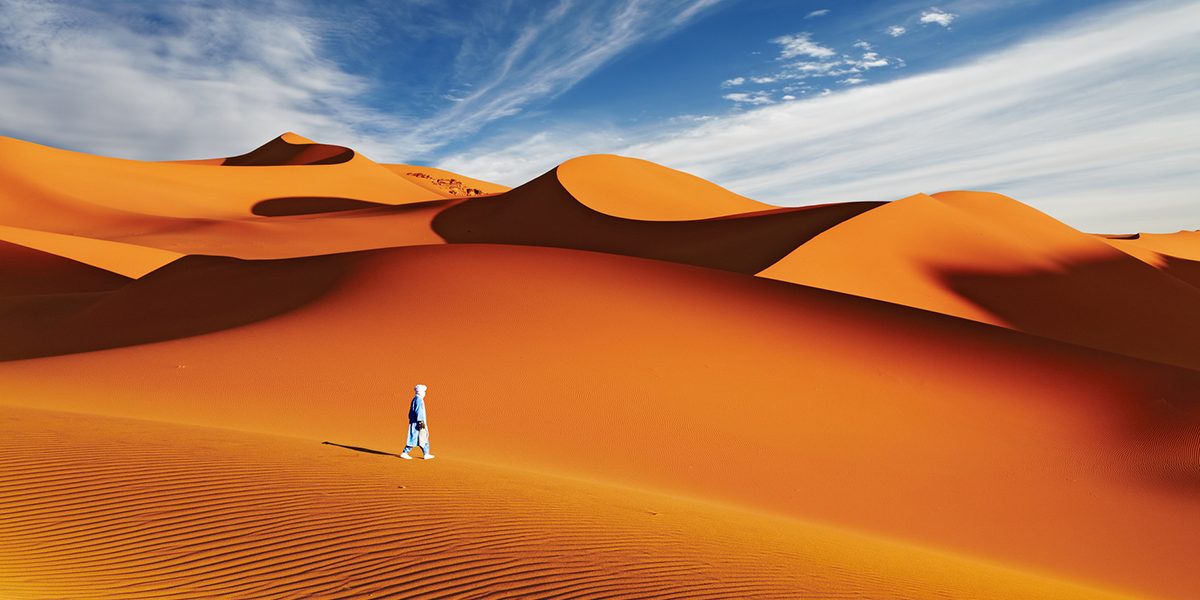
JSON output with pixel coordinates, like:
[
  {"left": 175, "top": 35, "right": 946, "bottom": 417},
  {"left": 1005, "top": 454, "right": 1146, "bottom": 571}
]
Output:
[
  {"left": 252, "top": 197, "right": 393, "bottom": 217},
  {"left": 1162, "top": 255, "right": 1200, "bottom": 290},
  {"left": 432, "top": 169, "right": 882, "bottom": 274},
  {"left": 252, "top": 197, "right": 457, "bottom": 218},
  {"left": 322, "top": 441, "right": 405, "bottom": 458},
  {"left": 0, "top": 252, "right": 359, "bottom": 362},
  {"left": 222, "top": 137, "right": 354, "bottom": 166},
  {"left": 939, "top": 254, "right": 1200, "bottom": 373},
  {"left": 0, "top": 240, "right": 130, "bottom": 296}
]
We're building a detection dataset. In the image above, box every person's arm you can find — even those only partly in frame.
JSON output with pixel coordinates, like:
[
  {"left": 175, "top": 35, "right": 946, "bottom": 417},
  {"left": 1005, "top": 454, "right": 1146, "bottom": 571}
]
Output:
[{"left": 417, "top": 398, "right": 427, "bottom": 427}]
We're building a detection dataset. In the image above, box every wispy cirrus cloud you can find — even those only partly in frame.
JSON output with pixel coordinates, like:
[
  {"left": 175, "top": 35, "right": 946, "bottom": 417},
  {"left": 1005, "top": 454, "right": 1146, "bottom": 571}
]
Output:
[
  {"left": 438, "top": 0, "right": 1200, "bottom": 233},
  {"left": 404, "top": 0, "right": 728, "bottom": 153},
  {"left": 0, "top": 0, "right": 728, "bottom": 161}
]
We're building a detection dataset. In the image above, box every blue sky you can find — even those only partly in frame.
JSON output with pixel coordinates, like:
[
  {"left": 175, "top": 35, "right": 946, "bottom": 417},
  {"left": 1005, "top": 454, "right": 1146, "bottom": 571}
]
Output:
[{"left": 0, "top": 0, "right": 1196, "bottom": 232}]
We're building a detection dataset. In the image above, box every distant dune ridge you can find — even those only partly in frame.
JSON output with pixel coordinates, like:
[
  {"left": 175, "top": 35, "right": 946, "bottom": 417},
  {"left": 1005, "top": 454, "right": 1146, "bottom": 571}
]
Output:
[{"left": 0, "top": 133, "right": 1197, "bottom": 599}]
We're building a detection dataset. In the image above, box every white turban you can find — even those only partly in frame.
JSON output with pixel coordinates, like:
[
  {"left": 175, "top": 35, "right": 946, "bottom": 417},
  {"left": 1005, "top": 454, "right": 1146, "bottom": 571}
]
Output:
[{"left": 414, "top": 384, "right": 427, "bottom": 396}]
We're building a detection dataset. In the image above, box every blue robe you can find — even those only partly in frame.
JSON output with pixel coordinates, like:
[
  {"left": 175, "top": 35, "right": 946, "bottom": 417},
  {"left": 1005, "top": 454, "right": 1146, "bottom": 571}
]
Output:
[{"left": 404, "top": 395, "right": 429, "bottom": 452}]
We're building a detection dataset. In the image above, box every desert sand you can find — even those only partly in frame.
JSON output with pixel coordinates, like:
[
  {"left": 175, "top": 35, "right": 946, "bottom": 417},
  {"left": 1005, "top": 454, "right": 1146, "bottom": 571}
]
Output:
[{"left": 1, "top": 133, "right": 1197, "bottom": 598}]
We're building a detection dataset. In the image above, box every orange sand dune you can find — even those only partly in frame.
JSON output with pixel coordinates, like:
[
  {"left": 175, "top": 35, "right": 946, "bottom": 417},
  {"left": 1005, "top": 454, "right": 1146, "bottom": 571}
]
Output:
[
  {"left": 0, "top": 135, "right": 487, "bottom": 262},
  {"left": 760, "top": 190, "right": 1200, "bottom": 370},
  {"left": 1, "top": 243, "right": 1196, "bottom": 598},
  {"left": 556, "top": 154, "right": 775, "bottom": 220},
  {"left": 0, "top": 406, "right": 1131, "bottom": 599},
  {"left": 0, "top": 134, "right": 442, "bottom": 223},
  {"left": 1, "top": 135, "right": 862, "bottom": 272},
  {"left": 434, "top": 169, "right": 881, "bottom": 273}
]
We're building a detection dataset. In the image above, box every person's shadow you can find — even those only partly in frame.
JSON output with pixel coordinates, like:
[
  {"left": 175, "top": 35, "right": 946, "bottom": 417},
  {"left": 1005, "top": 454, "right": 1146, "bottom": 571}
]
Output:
[{"left": 322, "top": 441, "right": 406, "bottom": 458}]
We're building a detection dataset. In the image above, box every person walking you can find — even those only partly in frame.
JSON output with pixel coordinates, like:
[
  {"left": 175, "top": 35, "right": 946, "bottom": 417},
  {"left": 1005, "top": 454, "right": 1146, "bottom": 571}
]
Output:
[{"left": 401, "top": 384, "right": 434, "bottom": 460}]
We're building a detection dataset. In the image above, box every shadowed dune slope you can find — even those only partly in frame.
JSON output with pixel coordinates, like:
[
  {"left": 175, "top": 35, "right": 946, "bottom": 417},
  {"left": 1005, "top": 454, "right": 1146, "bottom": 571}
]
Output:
[
  {"left": 556, "top": 154, "right": 774, "bottom": 220},
  {"left": 1103, "top": 230, "right": 1200, "bottom": 289},
  {"left": 0, "top": 224, "right": 183, "bottom": 278},
  {"left": 0, "top": 406, "right": 1132, "bottom": 600},
  {"left": 221, "top": 132, "right": 355, "bottom": 166},
  {"left": 0, "top": 254, "right": 355, "bottom": 361},
  {"left": 760, "top": 191, "right": 1200, "bottom": 371},
  {"left": 1, "top": 244, "right": 1197, "bottom": 598},
  {"left": 434, "top": 169, "right": 881, "bottom": 273},
  {"left": 0, "top": 240, "right": 129, "bottom": 296}
]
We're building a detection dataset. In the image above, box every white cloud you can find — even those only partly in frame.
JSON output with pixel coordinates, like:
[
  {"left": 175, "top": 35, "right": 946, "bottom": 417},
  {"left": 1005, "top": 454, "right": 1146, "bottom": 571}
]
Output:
[
  {"left": 788, "top": 61, "right": 839, "bottom": 75},
  {"left": 722, "top": 76, "right": 746, "bottom": 86},
  {"left": 805, "top": 9, "right": 830, "bottom": 19},
  {"left": 782, "top": 94, "right": 797, "bottom": 101},
  {"left": 439, "top": 0, "right": 1200, "bottom": 233},
  {"left": 920, "top": 8, "right": 957, "bottom": 27},
  {"left": 750, "top": 75, "right": 778, "bottom": 84},
  {"left": 772, "top": 32, "right": 837, "bottom": 59},
  {"left": 0, "top": 0, "right": 728, "bottom": 161},
  {"left": 853, "top": 40, "right": 874, "bottom": 50},
  {"left": 887, "top": 25, "right": 908, "bottom": 37},
  {"left": 0, "top": 0, "right": 401, "bottom": 160},
  {"left": 854, "top": 53, "right": 890, "bottom": 69},
  {"left": 723, "top": 91, "right": 774, "bottom": 105},
  {"left": 838, "top": 76, "right": 866, "bottom": 85}
]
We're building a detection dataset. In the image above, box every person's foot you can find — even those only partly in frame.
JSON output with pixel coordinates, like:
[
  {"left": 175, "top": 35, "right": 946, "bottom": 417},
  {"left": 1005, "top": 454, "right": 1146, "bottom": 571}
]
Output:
[
  {"left": 400, "top": 452, "right": 412, "bottom": 460},
  {"left": 423, "top": 453, "right": 436, "bottom": 460}
]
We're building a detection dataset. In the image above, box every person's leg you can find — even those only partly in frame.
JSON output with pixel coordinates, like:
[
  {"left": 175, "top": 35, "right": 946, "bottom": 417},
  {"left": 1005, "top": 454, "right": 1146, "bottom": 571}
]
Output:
[{"left": 402, "top": 423, "right": 419, "bottom": 457}]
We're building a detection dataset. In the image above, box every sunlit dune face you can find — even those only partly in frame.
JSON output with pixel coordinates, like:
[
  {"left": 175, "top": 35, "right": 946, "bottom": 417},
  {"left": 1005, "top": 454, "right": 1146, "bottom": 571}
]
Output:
[{"left": 557, "top": 154, "right": 774, "bottom": 220}]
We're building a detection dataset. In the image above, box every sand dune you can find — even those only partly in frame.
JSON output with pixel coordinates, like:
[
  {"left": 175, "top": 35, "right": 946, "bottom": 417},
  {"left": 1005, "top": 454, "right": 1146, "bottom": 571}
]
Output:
[
  {"left": 434, "top": 168, "right": 881, "bottom": 272},
  {"left": 1, "top": 243, "right": 1196, "bottom": 598},
  {"left": 0, "top": 135, "right": 499, "bottom": 262},
  {"left": 2, "top": 133, "right": 1198, "bottom": 598},
  {"left": 0, "top": 406, "right": 1132, "bottom": 599},
  {"left": 760, "top": 190, "right": 1200, "bottom": 370},
  {"left": 0, "top": 135, "right": 442, "bottom": 223}
]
